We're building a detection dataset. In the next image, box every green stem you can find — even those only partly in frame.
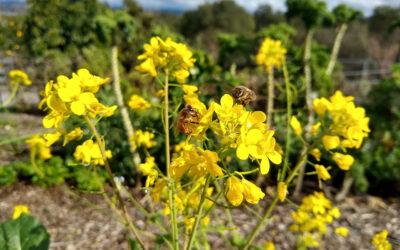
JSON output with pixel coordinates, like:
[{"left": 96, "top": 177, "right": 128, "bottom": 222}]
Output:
[
  {"left": 242, "top": 139, "right": 321, "bottom": 249},
  {"left": 266, "top": 67, "right": 274, "bottom": 127},
  {"left": 164, "top": 71, "right": 179, "bottom": 250},
  {"left": 186, "top": 175, "right": 211, "bottom": 250},
  {"left": 84, "top": 115, "right": 146, "bottom": 250},
  {"left": 293, "top": 29, "right": 314, "bottom": 197},
  {"left": 1, "top": 83, "right": 19, "bottom": 108},
  {"left": 280, "top": 60, "right": 292, "bottom": 182}
]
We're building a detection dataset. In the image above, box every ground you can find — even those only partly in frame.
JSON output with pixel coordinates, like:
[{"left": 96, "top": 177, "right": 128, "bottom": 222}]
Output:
[{"left": 0, "top": 182, "right": 399, "bottom": 250}]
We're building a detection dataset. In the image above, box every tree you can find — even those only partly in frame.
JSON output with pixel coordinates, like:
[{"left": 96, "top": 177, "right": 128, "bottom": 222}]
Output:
[{"left": 254, "top": 4, "right": 285, "bottom": 31}]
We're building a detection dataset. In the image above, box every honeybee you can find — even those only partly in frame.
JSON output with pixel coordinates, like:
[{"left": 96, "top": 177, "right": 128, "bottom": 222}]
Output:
[
  {"left": 231, "top": 86, "right": 256, "bottom": 106},
  {"left": 177, "top": 105, "right": 200, "bottom": 135}
]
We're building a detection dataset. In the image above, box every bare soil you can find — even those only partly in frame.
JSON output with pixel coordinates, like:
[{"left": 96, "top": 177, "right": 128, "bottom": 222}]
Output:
[{"left": 0, "top": 183, "right": 399, "bottom": 250}]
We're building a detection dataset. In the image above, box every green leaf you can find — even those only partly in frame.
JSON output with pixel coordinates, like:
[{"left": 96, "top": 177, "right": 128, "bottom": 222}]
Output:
[{"left": 0, "top": 214, "right": 50, "bottom": 250}]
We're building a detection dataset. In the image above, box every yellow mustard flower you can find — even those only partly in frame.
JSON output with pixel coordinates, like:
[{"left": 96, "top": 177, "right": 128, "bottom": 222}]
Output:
[
  {"left": 322, "top": 135, "right": 340, "bottom": 150},
  {"left": 314, "top": 164, "right": 331, "bottom": 181},
  {"left": 333, "top": 153, "right": 354, "bottom": 170},
  {"left": 136, "top": 36, "right": 196, "bottom": 83},
  {"left": 300, "top": 233, "right": 319, "bottom": 247},
  {"left": 130, "top": 130, "right": 157, "bottom": 150},
  {"left": 372, "top": 230, "right": 392, "bottom": 250},
  {"left": 225, "top": 176, "right": 244, "bottom": 206},
  {"left": 73, "top": 139, "right": 112, "bottom": 166},
  {"left": 290, "top": 116, "right": 302, "bottom": 136},
  {"left": 63, "top": 127, "right": 83, "bottom": 145},
  {"left": 16, "top": 30, "right": 23, "bottom": 37},
  {"left": 313, "top": 97, "right": 331, "bottom": 116},
  {"left": 39, "top": 69, "right": 115, "bottom": 128},
  {"left": 278, "top": 182, "right": 287, "bottom": 202},
  {"left": 139, "top": 157, "right": 158, "bottom": 188},
  {"left": 26, "top": 134, "right": 52, "bottom": 160},
  {"left": 155, "top": 89, "right": 165, "bottom": 97},
  {"left": 9, "top": 70, "right": 31, "bottom": 86},
  {"left": 335, "top": 227, "right": 348, "bottom": 237},
  {"left": 12, "top": 205, "right": 30, "bottom": 219},
  {"left": 264, "top": 241, "right": 275, "bottom": 250},
  {"left": 310, "top": 148, "right": 322, "bottom": 161},
  {"left": 256, "top": 38, "right": 287, "bottom": 71},
  {"left": 242, "top": 179, "right": 265, "bottom": 204},
  {"left": 311, "top": 122, "right": 321, "bottom": 136},
  {"left": 128, "top": 94, "right": 151, "bottom": 111},
  {"left": 182, "top": 84, "right": 198, "bottom": 95}
]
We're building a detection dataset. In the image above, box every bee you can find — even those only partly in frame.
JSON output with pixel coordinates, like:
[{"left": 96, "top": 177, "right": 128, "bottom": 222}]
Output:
[
  {"left": 177, "top": 105, "right": 200, "bottom": 135},
  {"left": 231, "top": 86, "right": 256, "bottom": 106}
]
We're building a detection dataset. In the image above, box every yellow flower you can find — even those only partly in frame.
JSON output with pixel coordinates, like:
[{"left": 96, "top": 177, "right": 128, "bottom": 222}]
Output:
[
  {"left": 26, "top": 135, "right": 52, "bottom": 160},
  {"left": 264, "top": 241, "right": 275, "bottom": 250},
  {"left": 242, "top": 179, "right": 265, "bottom": 204},
  {"left": 6, "top": 50, "right": 12, "bottom": 56},
  {"left": 130, "top": 130, "right": 157, "bottom": 150},
  {"left": 136, "top": 36, "right": 196, "bottom": 83},
  {"left": 311, "top": 122, "right": 321, "bottom": 136},
  {"left": 43, "top": 129, "right": 66, "bottom": 146},
  {"left": 14, "top": 44, "right": 20, "bottom": 50},
  {"left": 139, "top": 157, "right": 158, "bottom": 188},
  {"left": 314, "top": 164, "right": 331, "bottom": 181},
  {"left": 12, "top": 205, "right": 30, "bottom": 219},
  {"left": 155, "top": 89, "right": 165, "bottom": 97},
  {"left": 300, "top": 233, "right": 319, "bottom": 247},
  {"left": 278, "top": 182, "right": 287, "bottom": 202},
  {"left": 151, "top": 179, "right": 167, "bottom": 203},
  {"left": 333, "top": 153, "right": 354, "bottom": 170},
  {"left": 322, "top": 135, "right": 340, "bottom": 150},
  {"left": 39, "top": 69, "right": 113, "bottom": 128},
  {"left": 16, "top": 30, "right": 23, "bottom": 37},
  {"left": 290, "top": 116, "right": 302, "bottom": 136},
  {"left": 313, "top": 97, "right": 331, "bottom": 116},
  {"left": 225, "top": 176, "right": 244, "bottom": 206},
  {"left": 63, "top": 128, "right": 83, "bottom": 145},
  {"left": 311, "top": 148, "right": 322, "bottom": 161},
  {"left": 335, "top": 227, "right": 348, "bottom": 237},
  {"left": 372, "top": 230, "right": 392, "bottom": 250},
  {"left": 256, "top": 38, "right": 286, "bottom": 71},
  {"left": 73, "top": 140, "right": 112, "bottom": 166},
  {"left": 9, "top": 70, "right": 31, "bottom": 86},
  {"left": 128, "top": 94, "right": 151, "bottom": 111},
  {"left": 182, "top": 84, "right": 198, "bottom": 95}
]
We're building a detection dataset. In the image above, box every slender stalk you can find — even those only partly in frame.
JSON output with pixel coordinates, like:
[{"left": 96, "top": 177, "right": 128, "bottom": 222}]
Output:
[
  {"left": 111, "top": 46, "right": 141, "bottom": 168},
  {"left": 266, "top": 67, "right": 274, "bottom": 127},
  {"left": 1, "top": 83, "right": 19, "bottom": 108},
  {"left": 293, "top": 29, "right": 314, "bottom": 197},
  {"left": 164, "top": 70, "right": 179, "bottom": 250},
  {"left": 335, "top": 171, "right": 354, "bottom": 201},
  {"left": 186, "top": 176, "right": 211, "bottom": 250},
  {"left": 30, "top": 152, "right": 45, "bottom": 178},
  {"left": 84, "top": 115, "right": 146, "bottom": 250},
  {"left": 326, "top": 23, "right": 348, "bottom": 76},
  {"left": 280, "top": 60, "right": 292, "bottom": 182}
]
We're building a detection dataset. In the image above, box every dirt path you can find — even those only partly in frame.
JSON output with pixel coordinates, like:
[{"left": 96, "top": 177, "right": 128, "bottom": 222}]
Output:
[{"left": 0, "top": 183, "right": 399, "bottom": 250}]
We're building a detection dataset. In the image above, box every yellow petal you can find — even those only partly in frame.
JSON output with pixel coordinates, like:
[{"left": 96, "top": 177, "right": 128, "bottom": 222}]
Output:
[
  {"left": 70, "top": 101, "right": 85, "bottom": 115},
  {"left": 260, "top": 157, "right": 270, "bottom": 175},
  {"left": 236, "top": 144, "right": 249, "bottom": 160}
]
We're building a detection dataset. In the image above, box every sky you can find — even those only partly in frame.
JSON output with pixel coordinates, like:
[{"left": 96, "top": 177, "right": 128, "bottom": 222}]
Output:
[
  {"left": 101, "top": 0, "right": 400, "bottom": 16},
  {"left": 3, "top": 0, "right": 399, "bottom": 16}
]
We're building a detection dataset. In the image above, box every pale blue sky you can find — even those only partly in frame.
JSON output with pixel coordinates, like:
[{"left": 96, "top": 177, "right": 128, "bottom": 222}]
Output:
[{"left": 101, "top": 0, "right": 399, "bottom": 15}]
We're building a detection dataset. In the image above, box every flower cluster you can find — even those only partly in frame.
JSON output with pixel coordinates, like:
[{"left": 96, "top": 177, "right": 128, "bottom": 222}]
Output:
[
  {"left": 372, "top": 230, "right": 392, "bottom": 250},
  {"left": 130, "top": 130, "right": 157, "bottom": 150},
  {"left": 139, "top": 157, "right": 158, "bottom": 188},
  {"left": 313, "top": 91, "right": 370, "bottom": 149},
  {"left": 73, "top": 139, "right": 112, "bottom": 166},
  {"left": 225, "top": 176, "right": 265, "bottom": 206},
  {"left": 128, "top": 94, "right": 151, "bottom": 111},
  {"left": 39, "top": 69, "right": 117, "bottom": 128},
  {"left": 9, "top": 70, "right": 32, "bottom": 86},
  {"left": 256, "top": 38, "right": 287, "bottom": 71},
  {"left": 136, "top": 36, "right": 196, "bottom": 83},
  {"left": 213, "top": 94, "right": 282, "bottom": 175},
  {"left": 290, "top": 192, "right": 346, "bottom": 248}
]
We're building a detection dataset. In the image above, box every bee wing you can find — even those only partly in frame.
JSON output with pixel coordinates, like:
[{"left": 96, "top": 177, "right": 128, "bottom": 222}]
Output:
[{"left": 221, "top": 84, "right": 235, "bottom": 95}]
